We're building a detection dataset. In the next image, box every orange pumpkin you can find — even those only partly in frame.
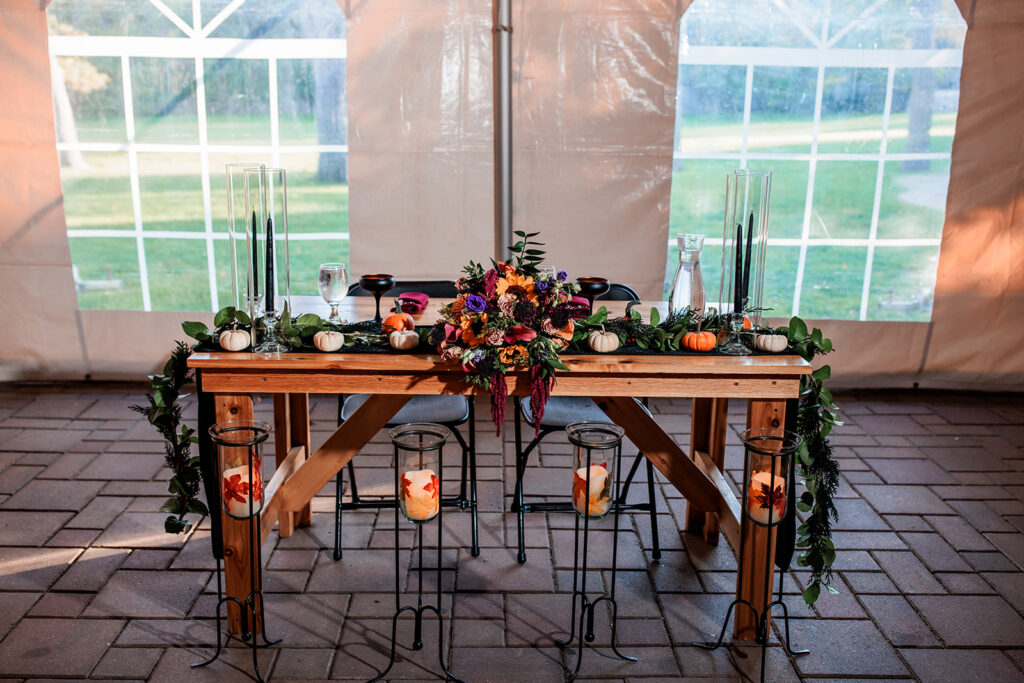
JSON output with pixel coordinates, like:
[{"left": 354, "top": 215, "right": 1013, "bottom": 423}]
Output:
[
  {"left": 743, "top": 316, "right": 752, "bottom": 330},
  {"left": 382, "top": 300, "right": 414, "bottom": 334},
  {"left": 683, "top": 330, "right": 717, "bottom": 352}
]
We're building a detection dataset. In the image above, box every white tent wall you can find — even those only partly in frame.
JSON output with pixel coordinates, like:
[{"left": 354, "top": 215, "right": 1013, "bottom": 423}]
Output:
[
  {"left": 347, "top": 0, "right": 495, "bottom": 280},
  {"left": 0, "top": 0, "right": 1022, "bottom": 390},
  {"left": 511, "top": 0, "right": 681, "bottom": 299}
]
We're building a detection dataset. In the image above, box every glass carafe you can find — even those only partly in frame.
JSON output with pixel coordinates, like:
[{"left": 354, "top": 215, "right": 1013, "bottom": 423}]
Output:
[{"left": 668, "top": 233, "right": 705, "bottom": 318}]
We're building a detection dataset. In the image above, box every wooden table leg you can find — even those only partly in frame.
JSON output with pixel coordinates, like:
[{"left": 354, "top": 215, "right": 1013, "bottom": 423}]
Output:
[
  {"left": 734, "top": 398, "right": 786, "bottom": 640},
  {"left": 686, "top": 397, "right": 729, "bottom": 544},
  {"left": 215, "top": 392, "right": 259, "bottom": 635},
  {"left": 273, "top": 395, "right": 295, "bottom": 538},
  {"left": 288, "top": 393, "right": 313, "bottom": 528},
  {"left": 272, "top": 394, "right": 314, "bottom": 536}
]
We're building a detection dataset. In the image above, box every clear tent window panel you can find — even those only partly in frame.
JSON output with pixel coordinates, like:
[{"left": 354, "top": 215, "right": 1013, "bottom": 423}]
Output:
[
  {"left": 668, "top": 0, "right": 966, "bottom": 322},
  {"left": 48, "top": 0, "right": 349, "bottom": 313}
]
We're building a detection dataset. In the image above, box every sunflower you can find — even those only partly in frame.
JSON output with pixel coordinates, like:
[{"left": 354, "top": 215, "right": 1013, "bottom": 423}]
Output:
[
  {"left": 496, "top": 271, "right": 537, "bottom": 302},
  {"left": 498, "top": 344, "right": 529, "bottom": 366},
  {"left": 460, "top": 313, "right": 488, "bottom": 346}
]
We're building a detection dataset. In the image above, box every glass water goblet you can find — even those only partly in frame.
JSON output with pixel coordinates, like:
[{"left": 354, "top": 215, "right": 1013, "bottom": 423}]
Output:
[{"left": 318, "top": 263, "right": 349, "bottom": 323}]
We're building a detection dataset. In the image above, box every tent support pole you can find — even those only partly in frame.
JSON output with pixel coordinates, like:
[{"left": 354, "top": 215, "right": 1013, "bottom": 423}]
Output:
[{"left": 493, "top": 0, "right": 513, "bottom": 262}]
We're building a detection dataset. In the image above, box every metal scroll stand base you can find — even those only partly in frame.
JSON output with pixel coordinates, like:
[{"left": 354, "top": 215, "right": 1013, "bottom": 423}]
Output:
[
  {"left": 191, "top": 440, "right": 281, "bottom": 683},
  {"left": 693, "top": 573, "right": 809, "bottom": 682},
  {"left": 557, "top": 426, "right": 637, "bottom": 683}
]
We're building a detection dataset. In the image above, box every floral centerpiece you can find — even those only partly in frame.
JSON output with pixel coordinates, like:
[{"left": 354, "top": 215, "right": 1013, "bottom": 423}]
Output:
[{"left": 428, "top": 232, "right": 589, "bottom": 433}]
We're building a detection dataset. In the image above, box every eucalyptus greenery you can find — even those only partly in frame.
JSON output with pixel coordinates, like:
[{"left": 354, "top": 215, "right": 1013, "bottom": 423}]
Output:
[{"left": 129, "top": 341, "right": 207, "bottom": 534}]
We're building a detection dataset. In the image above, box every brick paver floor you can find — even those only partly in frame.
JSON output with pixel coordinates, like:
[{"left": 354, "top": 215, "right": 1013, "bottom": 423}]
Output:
[{"left": 0, "top": 383, "right": 1022, "bottom": 681}]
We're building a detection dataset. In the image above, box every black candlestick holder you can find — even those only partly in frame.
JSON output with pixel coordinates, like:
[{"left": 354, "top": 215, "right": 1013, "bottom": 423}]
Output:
[
  {"left": 558, "top": 421, "right": 637, "bottom": 682},
  {"left": 371, "top": 423, "right": 462, "bottom": 683},
  {"left": 192, "top": 420, "right": 281, "bottom": 683},
  {"left": 359, "top": 274, "right": 397, "bottom": 323},
  {"left": 575, "top": 277, "right": 610, "bottom": 315},
  {"left": 694, "top": 428, "right": 807, "bottom": 683}
]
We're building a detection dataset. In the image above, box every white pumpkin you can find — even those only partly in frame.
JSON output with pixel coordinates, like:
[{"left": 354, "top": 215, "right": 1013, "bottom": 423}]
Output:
[
  {"left": 754, "top": 333, "right": 788, "bottom": 353},
  {"left": 313, "top": 330, "right": 345, "bottom": 352},
  {"left": 218, "top": 328, "right": 251, "bottom": 352},
  {"left": 587, "top": 325, "right": 620, "bottom": 353},
  {"left": 389, "top": 329, "right": 419, "bottom": 351}
]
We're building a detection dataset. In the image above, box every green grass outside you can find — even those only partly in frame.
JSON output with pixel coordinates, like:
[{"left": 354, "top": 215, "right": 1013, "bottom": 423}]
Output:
[{"left": 65, "top": 114, "right": 947, "bottom": 319}]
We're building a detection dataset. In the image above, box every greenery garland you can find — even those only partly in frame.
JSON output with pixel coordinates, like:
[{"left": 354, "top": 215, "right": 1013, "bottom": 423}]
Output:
[
  {"left": 129, "top": 341, "right": 206, "bottom": 534},
  {"left": 781, "top": 317, "right": 841, "bottom": 604}
]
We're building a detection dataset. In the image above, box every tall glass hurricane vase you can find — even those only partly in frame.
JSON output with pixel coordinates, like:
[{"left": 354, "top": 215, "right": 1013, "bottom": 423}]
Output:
[
  {"left": 225, "top": 162, "right": 264, "bottom": 316},
  {"left": 718, "top": 170, "right": 772, "bottom": 356},
  {"left": 244, "top": 167, "right": 291, "bottom": 354}
]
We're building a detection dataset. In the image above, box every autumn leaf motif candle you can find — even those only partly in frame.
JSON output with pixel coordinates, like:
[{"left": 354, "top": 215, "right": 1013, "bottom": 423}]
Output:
[
  {"left": 573, "top": 462, "right": 613, "bottom": 518},
  {"left": 222, "top": 462, "right": 265, "bottom": 519},
  {"left": 208, "top": 419, "right": 272, "bottom": 522},
  {"left": 400, "top": 468, "right": 440, "bottom": 523},
  {"left": 747, "top": 470, "right": 786, "bottom": 526}
]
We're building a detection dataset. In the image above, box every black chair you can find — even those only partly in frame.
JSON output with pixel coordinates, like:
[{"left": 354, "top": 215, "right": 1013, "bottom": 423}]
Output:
[
  {"left": 334, "top": 280, "right": 479, "bottom": 560},
  {"left": 511, "top": 283, "right": 661, "bottom": 564}
]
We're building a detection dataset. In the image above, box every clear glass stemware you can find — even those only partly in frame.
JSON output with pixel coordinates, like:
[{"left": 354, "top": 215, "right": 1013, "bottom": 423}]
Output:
[{"left": 318, "top": 263, "right": 349, "bottom": 323}]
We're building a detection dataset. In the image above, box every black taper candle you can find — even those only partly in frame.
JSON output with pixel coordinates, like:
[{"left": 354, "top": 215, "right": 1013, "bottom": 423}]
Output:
[
  {"left": 250, "top": 210, "right": 259, "bottom": 299},
  {"left": 743, "top": 211, "right": 754, "bottom": 308},
  {"left": 265, "top": 216, "right": 275, "bottom": 315},
  {"left": 734, "top": 222, "right": 743, "bottom": 316}
]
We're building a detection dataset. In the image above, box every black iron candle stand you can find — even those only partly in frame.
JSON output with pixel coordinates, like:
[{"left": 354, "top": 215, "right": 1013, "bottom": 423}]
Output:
[
  {"left": 558, "top": 421, "right": 637, "bottom": 682},
  {"left": 192, "top": 420, "right": 281, "bottom": 683},
  {"left": 694, "top": 428, "right": 807, "bottom": 682},
  {"left": 371, "top": 423, "right": 462, "bottom": 683}
]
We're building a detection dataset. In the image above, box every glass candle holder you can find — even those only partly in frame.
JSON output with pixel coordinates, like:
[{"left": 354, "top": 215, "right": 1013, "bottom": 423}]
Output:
[
  {"left": 244, "top": 167, "right": 291, "bottom": 353},
  {"left": 566, "top": 421, "right": 624, "bottom": 520},
  {"left": 739, "top": 428, "right": 800, "bottom": 527},
  {"left": 390, "top": 423, "right": 450, "bottom": 525},
  {"left": 209, "top": 420, "right": 270, "bottom": 520},
  {"left": 225, "top": 162, "right": 263, "bottom": 312},
  {"left": 718, "top": 169, "right": 772, "bottom": 355}
]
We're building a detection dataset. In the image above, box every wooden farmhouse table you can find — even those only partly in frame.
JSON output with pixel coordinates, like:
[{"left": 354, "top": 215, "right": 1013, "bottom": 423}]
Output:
[{"left": 188, "top": 297, "right": 811, "bottom": 640}]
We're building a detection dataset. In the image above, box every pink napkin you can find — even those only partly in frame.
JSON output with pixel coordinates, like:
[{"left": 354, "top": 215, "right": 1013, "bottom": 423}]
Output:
[
  {"left": 570, "top": 295, "right": 591, "bottom": 308},
  {"left": 391, "top": 292, "right": 429, "bottom": 314}
]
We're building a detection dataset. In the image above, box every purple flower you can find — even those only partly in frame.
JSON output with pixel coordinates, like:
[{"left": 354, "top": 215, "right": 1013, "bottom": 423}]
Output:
[
  {"left": 465, "top": 294, "right": 487, "bottom": 312},
  {"left": 473, "top": 351, "right": 487, "bottom": 364},
  {"left": 556, "top": 270, "right": 568, "bottom": 281},
  {"left": 536, "top": 280, "right": 549, "bottom": 292}
]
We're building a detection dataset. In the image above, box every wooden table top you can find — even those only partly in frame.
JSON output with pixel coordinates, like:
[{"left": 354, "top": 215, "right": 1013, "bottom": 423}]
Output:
[{"left": 189, "top": 350, "right": 811, "bottom": 375}]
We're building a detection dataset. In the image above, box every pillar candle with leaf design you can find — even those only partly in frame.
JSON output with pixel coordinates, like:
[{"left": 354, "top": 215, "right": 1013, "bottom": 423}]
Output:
[
  {"left": 740, "top": 428, "right": 800, "bottom": 528},
  {"left": 209, "top": 420, "right": 270, "bottom": 520}
]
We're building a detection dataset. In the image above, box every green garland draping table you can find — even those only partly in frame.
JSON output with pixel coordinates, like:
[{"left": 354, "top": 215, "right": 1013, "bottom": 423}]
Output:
[{"left": 185, "top": 297, "right": 811, "bottom": 640}]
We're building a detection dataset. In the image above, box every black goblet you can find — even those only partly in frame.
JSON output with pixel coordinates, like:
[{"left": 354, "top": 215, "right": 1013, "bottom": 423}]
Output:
[
  {"left": 576, "top": 277, "right": 610, "bottom": 314},
  {"left": 359, "top": 274, "right": 397, "bottom": 322}
]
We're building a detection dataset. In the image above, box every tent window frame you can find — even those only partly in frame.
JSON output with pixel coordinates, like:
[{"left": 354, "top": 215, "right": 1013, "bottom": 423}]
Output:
[
  {"left": 49, "top": 6, "right": 349, "bottom": 313},
  {"left": 673, "top": 3, "right": 964, "bottom": 321}
]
